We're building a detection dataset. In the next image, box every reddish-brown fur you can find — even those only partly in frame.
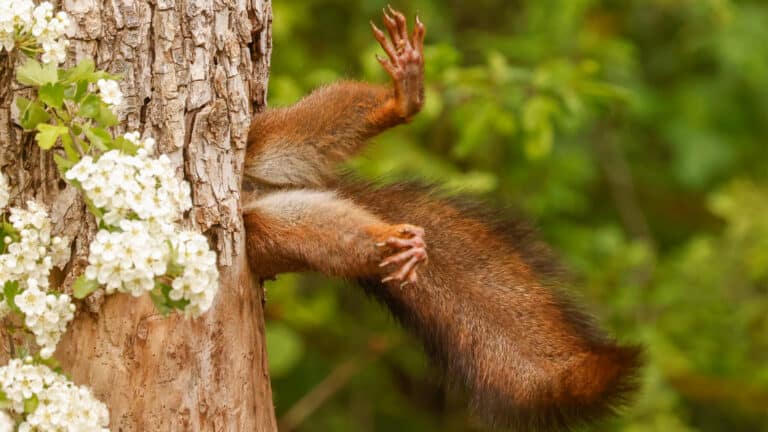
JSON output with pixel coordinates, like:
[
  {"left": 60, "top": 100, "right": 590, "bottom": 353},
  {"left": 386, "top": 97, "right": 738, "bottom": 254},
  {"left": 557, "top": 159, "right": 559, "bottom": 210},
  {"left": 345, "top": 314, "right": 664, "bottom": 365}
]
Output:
[
  {"left": 242, "top": 8, "right": 641, "bottom": 430},
  {"left": 340, "top": 181, "right": 641, "bottom": 429}
]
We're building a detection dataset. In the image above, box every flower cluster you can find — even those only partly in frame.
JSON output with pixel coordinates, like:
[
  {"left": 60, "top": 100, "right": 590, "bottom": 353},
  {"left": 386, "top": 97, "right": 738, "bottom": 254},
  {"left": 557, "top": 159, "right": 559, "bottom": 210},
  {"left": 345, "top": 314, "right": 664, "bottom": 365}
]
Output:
[
  {"left": 16, "top": 285, "right": 75, "bottom": 358},
  {"left": 0, "top": 1, "right": 70, "bottom": 64},
  {"left": 0, "top": 202, "right": 72, "bottom": 358},
  {"left": 0, "top": 202, "right": 70, "bottom": 291},
  {"left": 84, "top": 220, "right": 171, "bottom": 297},
  {"left": 0, "top": 172, "right": 8, "bottom": 209},
  {"left": 66, "top": 134, "right": 218, "bottom": 317},
  {"left": 66, "top": 146, "right": 191, "bottom": 227},
  {"left": 0, "top": 0, "right": 34, "bottom": 52},
  {"left": 169, "top": 230, "right": 219, "bottom": 317},
  {"left": 30, "top": 2, "right": 70, "bottom": 64},
  {"left": 0, "top": 359, "right": 109, "bottom": 431},
  {"left": 83, "top": 221, "right": 218, "bottom": 317}
]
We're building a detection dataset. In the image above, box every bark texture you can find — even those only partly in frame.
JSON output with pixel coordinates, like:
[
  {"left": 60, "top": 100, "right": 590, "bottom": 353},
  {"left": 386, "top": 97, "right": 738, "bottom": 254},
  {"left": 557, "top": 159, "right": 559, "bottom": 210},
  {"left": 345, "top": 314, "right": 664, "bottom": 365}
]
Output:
[{"left": 0, "top": 0, "right": 276, "bottom": 430}]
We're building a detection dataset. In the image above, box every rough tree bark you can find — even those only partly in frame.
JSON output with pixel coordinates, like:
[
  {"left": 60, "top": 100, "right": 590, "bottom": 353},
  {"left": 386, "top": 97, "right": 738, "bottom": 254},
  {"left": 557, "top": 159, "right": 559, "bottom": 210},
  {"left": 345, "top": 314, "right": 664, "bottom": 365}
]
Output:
[{"left": 0, "top": 0, "right": 277, "bottom": 430}]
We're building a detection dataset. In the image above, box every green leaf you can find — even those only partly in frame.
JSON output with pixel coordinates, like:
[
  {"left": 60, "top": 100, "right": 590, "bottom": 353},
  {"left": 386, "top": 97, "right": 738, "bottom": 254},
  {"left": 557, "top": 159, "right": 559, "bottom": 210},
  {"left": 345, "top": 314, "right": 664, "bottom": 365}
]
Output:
[
  {"left": 452, "top": 104, "right": 492, "bottom": 159},
  {"left": 16, "top": 58, "right": 58, "bottom": 86},
  {"left": 85, "top": 127, "right": 112, "bottom": 151},
  {"left": 72, "top": 275, "right": 99, "bottom": 299},
  {"left": 23, "top": 395, "right": 39, "bottom": 414},
  {"left": 56, "top": 106, "right": 71, "bottom": 123},
  {"left": 523, "top": 123, "right": 553, "bottom": 160},
  {"left": 79, "top": 94, "right": 101, "bottom": 119},
  {"left": 111, "top": 136, "right": 139, "bottom": 155},
  {"left": 522, "top": 95, "right": 558, "bottom": 132},
  {"left": 16, "top": 97, "right": 50, "bottom": 130},
  {"left": 76, "top": 87, "right": 119, "bottom": 128},
  {"left": 160, "top": 280, "right": 190, "bottom": 311},
  {"left": 54, "top": 154, "right": 75, "bottom": 174},
  {"left": 149, "top": 280, "right": 191, "bottom": 315},
  {"left": 166, "top": 261, "right": 185, "bottom": 278},
  {"left": 60, "top": 131, "right": 78, "bottom": 160},
  {"left": 0, "top": 390, "right": 11, "bottom": 410},
  {"left": 150, "top": 283, "right": 172, "bottom": 316},
  {"left": 96, "top": 102, "right": 119, "bottom": 127},
  {"left": 60, "top": 59, "right": 120, "bottom": 84},
  {"left": 3, "top": 280, "right": 20, "bottom": 312},
  {"left": 59, "top": 58, "right": 96, "bottom": 83},
  {"left": 82, "top": 195, "right": 104, "bottom": 220},
  {"left": 1, "top": 222, "right": 19, "bottom": 244},
  {"left": 38, "top": 83, "right": 66, "bottom": 109},
  {"left": 34, "top": 123, "right": 69, "bottom": 150},
  {"left": 34, "top": 354, "right": 62, "bottom": 372},
  {"left": 64, "top": 80, "right": 89, "bottom": 102},
  {"left": 166, "top": 294, "right": 190, "bottom": 311}
]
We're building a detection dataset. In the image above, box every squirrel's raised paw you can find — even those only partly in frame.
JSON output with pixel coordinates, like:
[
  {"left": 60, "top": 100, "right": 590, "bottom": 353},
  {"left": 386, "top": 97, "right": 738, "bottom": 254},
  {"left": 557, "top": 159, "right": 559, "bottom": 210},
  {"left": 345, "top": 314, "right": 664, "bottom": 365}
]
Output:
[
  {"left": 376, "top": 224, "right": 427, "bottom": 286},
  {"left": 369, "top": 6, "right": 425, "bottom": 119}
]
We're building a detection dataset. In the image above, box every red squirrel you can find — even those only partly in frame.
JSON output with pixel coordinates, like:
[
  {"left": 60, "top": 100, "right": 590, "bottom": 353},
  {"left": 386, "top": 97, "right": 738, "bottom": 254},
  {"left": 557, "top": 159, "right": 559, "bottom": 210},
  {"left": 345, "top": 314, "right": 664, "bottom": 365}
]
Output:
[{"left": 242, "top": 7, "right": 641, "bottom": 430}]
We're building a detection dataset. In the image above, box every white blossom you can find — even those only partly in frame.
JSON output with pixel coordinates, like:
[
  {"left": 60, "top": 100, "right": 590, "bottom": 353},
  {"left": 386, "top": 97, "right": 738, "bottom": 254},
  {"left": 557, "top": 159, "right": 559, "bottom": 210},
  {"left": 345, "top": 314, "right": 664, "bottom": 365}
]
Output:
[
  {"left": 85, "top": 220, "right": 171, "bottom": 297},
  {"left": 0, "top": 359, "right": 109, "bottom": 431},
  {"left": 64, "top": 155, "right": 95, "bottom": 182},
  {"left": 124, "top": 131, "right": 155, "bottom": 154},
  {"left": 169, "top": 230, "right": 219, "bottom": 317},
  {"left": 0, "top": 1, "right": 70, "bottom": 63},
  {"left": 0, "top": 410, "right": 12, "bottom": 432},
  {"left": 0, "top": 202, "right": 71, "bottom": 357},
  {"left": 0, "top": 202, "right": 70, "bottom": 291},
  {"left": 97, "top": 79, "right": 123, "bottom": 107},
  {"left": 0, "top": 0, "right": 34, "bottom": 51},
  {"left": 67, "top": 148, "right": 192, "bottom": 225},
  {"left": 68, "top": 145, "right": 218, "bottom": 316},
  {"left": 16, "top": 287, "right": 46, "bottom": 316},
  {"left": 30, "top": 3, "right": 70, "bottom": 64},
  {"left": 40, "top": 38, "right": 68, "bottom": 64},
  {"left": 82, "top": 218, "right": 219, "bottom": 318},
  {"left": 17, "top": 289, "right": 75, "bottom": 358}
]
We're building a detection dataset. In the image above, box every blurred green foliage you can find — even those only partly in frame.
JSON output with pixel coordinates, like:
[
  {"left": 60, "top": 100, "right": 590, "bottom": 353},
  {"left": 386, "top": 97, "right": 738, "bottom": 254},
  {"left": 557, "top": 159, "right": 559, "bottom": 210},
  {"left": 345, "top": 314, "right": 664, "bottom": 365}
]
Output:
[{"left": 263, "top": 0, "right": 768, "bottom": 430}]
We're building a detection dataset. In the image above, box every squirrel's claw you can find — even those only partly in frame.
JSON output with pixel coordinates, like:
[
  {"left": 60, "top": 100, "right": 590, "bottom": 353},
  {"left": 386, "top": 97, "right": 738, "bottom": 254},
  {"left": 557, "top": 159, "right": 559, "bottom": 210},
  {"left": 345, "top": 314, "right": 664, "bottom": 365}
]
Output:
[
  {"left": 380, "top": 224, "right": 427, "bottom": 285},
  {"left": 371, "top": 6, "right": 425, "bottom": 120}
]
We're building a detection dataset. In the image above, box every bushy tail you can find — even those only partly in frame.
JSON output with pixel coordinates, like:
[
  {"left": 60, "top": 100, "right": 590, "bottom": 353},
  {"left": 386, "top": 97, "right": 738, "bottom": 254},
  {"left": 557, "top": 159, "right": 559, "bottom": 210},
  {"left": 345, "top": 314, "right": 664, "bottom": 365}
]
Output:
[
  {"left": 481, "top": 344, "right": 642, "bottom": 430},
  {"left": 341, "top": 180, "right": 643, "bottom": 430}
]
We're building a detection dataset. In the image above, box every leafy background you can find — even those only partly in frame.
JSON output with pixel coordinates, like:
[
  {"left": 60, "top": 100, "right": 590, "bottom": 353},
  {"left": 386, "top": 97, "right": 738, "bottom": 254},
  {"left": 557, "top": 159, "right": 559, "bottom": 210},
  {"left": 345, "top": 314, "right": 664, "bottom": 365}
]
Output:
[{"left": 262, "top": 0, "right": 768, "bottom": 430}]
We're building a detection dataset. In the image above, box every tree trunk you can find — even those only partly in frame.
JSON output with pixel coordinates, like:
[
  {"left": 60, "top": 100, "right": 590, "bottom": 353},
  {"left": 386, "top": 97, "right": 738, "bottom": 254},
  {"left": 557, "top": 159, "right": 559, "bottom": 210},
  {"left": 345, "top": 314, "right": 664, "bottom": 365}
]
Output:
[{"left": 0, "top": 0, "right": 277, "bottom": 430}]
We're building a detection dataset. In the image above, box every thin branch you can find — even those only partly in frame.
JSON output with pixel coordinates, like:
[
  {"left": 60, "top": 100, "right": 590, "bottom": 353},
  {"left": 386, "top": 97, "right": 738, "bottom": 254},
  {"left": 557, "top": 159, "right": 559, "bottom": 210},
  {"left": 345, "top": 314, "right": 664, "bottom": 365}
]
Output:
[
  {"left": 593, "top": 125, "right": 654, "bottom": 248},
  {"left": 278, "top": 340, "right": 393, "bottom": 432}
]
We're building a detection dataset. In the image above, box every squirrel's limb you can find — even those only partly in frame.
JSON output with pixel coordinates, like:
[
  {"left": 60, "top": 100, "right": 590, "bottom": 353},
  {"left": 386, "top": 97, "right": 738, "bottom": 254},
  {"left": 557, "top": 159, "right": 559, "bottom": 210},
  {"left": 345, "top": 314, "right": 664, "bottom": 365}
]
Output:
[
  {"left": 242, "top": 7, "right": 642, "bottom": 429},
  {"left": 370, "top": 7, "right": 425, "bottom": 121},
  {"left": 243, "top": 189, "right": 427, "bottom": 283},
  {"left": 244, "top": 12, "right": 424, "bottom": 189}
]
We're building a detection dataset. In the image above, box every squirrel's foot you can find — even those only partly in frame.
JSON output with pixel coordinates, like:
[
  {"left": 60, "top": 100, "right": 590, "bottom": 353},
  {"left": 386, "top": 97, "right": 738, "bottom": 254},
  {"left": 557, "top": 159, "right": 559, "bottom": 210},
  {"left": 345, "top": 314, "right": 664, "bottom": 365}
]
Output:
[
  {"left": 369, "top": 6, "right": 425, "bottom": 119},
  {"left": 376, "top": 224, "right": 428, "bottom": 286}
]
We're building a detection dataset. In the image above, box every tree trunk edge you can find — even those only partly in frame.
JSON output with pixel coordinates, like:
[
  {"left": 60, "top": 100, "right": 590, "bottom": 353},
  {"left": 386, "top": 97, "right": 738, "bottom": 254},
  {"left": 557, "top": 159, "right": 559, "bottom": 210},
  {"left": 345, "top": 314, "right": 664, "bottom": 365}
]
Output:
[{"left": 0, "top": 0, "right": 277, "bottom": 430}]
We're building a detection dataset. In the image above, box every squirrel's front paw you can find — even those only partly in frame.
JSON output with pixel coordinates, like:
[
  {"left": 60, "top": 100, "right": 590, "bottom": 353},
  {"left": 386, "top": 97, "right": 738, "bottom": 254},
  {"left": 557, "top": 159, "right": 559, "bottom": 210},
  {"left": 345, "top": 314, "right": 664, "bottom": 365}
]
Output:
[
  {"left": 376, "top": 224, "right": 428, "bottom": 286},
  {"left": 370, "top": 6, "right": 425, "bottom": 119}
]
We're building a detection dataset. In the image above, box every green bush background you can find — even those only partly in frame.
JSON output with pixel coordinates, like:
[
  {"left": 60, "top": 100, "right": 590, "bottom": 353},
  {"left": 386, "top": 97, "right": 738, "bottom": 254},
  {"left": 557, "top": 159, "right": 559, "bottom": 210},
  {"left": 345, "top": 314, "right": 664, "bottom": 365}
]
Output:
[{"left": 263, "top": 1, "right": 768, "bottom": 430}]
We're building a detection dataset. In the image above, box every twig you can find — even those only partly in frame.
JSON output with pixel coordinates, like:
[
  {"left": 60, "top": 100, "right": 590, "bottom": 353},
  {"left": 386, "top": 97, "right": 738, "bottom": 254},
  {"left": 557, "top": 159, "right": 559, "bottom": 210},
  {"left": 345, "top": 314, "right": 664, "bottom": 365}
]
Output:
[
  {"left": 593, "top": 125, "right": 654, "bottom": 247},
  {"left": 278, "top": 340, "right": 392, "bottom": 431}
]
